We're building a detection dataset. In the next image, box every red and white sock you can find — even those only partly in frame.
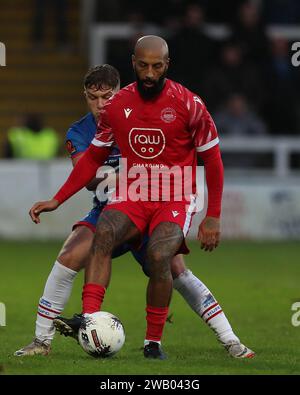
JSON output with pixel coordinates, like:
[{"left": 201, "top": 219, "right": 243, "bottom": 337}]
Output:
[
  {"left": 173, "top": 270, "right": 239, "bottom": 344},
  {"left": 144, "top": 305, "right": 169, "bottom": 345},
  {"left": 35, "top": 261, "right": 77, "bottom": 342},
  {"left": 82, "top": 283, "right": 106, "bottom": 314}
]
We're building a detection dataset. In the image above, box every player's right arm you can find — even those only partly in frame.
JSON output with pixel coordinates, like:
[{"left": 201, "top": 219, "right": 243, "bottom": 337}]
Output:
[
  {"left": 29, "top": 107, "right": 114, "bottom": 223},
  {"left": 29, "top": 144, "right": 110, "bottom": 223}
]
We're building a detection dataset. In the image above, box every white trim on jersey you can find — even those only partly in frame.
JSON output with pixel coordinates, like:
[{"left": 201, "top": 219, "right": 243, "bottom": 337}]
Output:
[
  {"left": 196, "top": 137, "right": 219, "bottom": 152},
  {"left": 183, "top": 195, "right": 197, "bottom": 237},
  {"left": 91, "top": 137, "right": 114, "bottom": 148}
]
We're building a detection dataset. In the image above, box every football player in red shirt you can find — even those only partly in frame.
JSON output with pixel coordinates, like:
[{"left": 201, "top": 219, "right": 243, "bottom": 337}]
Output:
[{"left": 29, "top": 36, "right": 253, "bottom": 359}]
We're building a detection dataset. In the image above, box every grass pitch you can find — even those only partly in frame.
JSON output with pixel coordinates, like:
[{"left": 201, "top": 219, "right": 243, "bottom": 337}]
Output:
[{"left": 0, "top": 240, "right": 300, "bottom": 375}]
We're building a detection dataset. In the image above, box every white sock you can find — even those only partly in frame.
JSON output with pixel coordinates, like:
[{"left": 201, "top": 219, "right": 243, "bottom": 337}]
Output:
[
  {"left": 35, "top": 261, "right": 77, "bottom": 342},
  {"left": 173, "top": 270, "right": 240, "bottom": 345}
]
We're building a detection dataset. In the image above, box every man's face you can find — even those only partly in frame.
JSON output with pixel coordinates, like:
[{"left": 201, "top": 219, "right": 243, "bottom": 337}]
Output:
[
  {"left": 132, "top": 50, "right": 169, "bottom": 99},
  {"left": 84, "top": 85, "right": 116, "bottom": 120}
]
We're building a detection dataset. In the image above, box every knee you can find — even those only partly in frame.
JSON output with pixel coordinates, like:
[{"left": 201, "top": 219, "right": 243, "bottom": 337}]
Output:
[
  {"left": 170, "top": 254, "right": 186, "bottom": 279},
  {"left": 58, "top": 249, "right": 80, "bottom": 270},
  {"left": 147, "top": 247, "right": 168, "bottom": 265},
  {"left": 146, "top": 248, "right": 172, "bottom": 279}
]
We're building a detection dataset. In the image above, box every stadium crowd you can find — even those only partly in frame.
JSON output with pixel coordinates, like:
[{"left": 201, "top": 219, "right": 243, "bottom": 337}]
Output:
[
  {"left": 103, "top": 0, "right": 300, "bottom": 137},
  {"left": 2, "top": 0, "right": 300, "bottom": 160}
]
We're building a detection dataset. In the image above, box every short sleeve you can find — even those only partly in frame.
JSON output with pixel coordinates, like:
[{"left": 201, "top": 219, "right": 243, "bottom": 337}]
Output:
[{"left": 65, "top": 127, "right": 89, "bottom": 157}]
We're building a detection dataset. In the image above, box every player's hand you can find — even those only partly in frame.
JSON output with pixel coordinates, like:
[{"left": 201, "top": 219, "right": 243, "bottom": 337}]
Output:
[
  {"left": 29, "top": 199, "right": 60, "bottom": 224},
  {"left": 198, "top": 216, "right": 220, "bottom": 252}
]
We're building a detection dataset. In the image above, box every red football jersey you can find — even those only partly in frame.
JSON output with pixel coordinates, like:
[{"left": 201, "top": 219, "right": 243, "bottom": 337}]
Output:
[{"left": 92, "top": 79, "right": 219, "bottom": 202}]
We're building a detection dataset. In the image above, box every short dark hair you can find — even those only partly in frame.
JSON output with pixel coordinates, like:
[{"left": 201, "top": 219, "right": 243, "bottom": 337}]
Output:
[{"left": 84, "top": 64, "right": 120, "bottom": 91}]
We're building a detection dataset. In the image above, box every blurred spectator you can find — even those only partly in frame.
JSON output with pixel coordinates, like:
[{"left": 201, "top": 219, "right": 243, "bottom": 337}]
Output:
[
  {"left": 263, "top": 37, "right": 299, "bottom": 135},
  {"left": 230, "top": 1, "right": 269, "bottom": 66},
  {"left": 4, "top": 114, "right": 60, "bottom": 160},
  {"left": 214, "top": 93, "right": 268, "bottom": 167},
  {"left": 263, "top": 0, "right": 300, "bottom": 24},
  {"left": 95, "top": 0, "right": 122, "bottom": 22},
  {"left": 32, "top": 0, "right": 70, "bottom": 51},
  {"left": 203, "top": 0, "right": 246, "bottom": 23},
  {"left": 96, "top": 0, "right": 185, "bottom": 25},
  {"left": 203, "top": 41, "right": 265, "bottom": 112},
  {"left": 214, "top": 93, "right": 267, "bottom": 136},
  {"left": 168, "top": 3, "right": 217, "bottom": 93}
]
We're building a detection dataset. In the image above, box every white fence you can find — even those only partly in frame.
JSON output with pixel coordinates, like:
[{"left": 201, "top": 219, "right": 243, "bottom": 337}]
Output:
[{"left": 220, "top": 137, "right": 300, "bottom": 178}]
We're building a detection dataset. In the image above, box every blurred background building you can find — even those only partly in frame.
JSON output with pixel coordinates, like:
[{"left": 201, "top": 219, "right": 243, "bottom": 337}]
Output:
[{"left": 0, "top": 0, "right": 300, "bottom": 240}]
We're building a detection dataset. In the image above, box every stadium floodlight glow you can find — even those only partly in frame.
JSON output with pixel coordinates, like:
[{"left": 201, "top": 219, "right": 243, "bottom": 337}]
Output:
[
  {"left": 0, "top": 303, "right": 6, "bottom": 326},
  {"left": 0, "top": 42, "right": 6, "bottom": 66}
]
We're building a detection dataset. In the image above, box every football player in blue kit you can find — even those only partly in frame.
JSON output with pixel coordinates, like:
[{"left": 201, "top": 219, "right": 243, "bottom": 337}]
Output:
[{"left": 15, "top": 64, "right": 254, "bottom": 359}]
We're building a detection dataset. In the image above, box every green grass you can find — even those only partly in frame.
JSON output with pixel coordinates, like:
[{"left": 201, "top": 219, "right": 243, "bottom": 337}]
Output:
[{"left": 1, "top": 240, "right": 300, "bottom": 375}]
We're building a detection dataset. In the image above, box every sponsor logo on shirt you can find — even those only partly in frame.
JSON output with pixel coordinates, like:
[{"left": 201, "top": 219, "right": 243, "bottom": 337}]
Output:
[
  {"left": 161, "top": 107, "right": 176, "bottom": 123},
  {"left": 129, "top": 128, "right": 165, "bottom": 159}
]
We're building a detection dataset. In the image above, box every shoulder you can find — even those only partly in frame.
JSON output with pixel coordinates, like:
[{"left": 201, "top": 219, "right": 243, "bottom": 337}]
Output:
[
  {"left": 66, "top": 113, "right": 95, "bottom": 140},
  {"left": 104, "top": 83, "right": 137, "bottom": 110},
  {"left": 167, "top": 79, "right": 206, "bottom": 111}
]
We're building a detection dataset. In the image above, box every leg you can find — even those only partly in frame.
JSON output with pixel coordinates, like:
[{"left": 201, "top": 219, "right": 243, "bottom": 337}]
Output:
[
  {"left": 82, "top": 209, "right": 141, "bottom": 313},
  {"left": 171, "top": 255, "right": 255, "bottom": 358},
  {"left": 85, "top": 209, "right": 140, "bottom": 286},
  {"left": 58, "top": 226, "right": 94, "bottom": 271},
  {"left": 144, "top": 222, "right": 183, "bottom": 358},
  {"left": 146, "top": 223, "right": 183, "bottom": 307},
  {"left": 171, "top": 254, "right": 238, "bottom": 342},
  {"left": 14, "top": 226, "right": 94, "bottom": 356}
]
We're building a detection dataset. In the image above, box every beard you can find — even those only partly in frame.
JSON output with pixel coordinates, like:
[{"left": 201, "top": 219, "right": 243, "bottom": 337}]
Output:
[{"left": 134, "top": 67, "right": 168, "bottom": 99}]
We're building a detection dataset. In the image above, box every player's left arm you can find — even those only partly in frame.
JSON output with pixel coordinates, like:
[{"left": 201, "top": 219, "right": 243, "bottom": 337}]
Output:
[
  {"left": 71, "top": 152, "right": 106, "bottom": 191},
  {"left": 198, "top": 144, "right": 223, "bottom": 252},
  {"left": 189, "top": 96, "right": 224, "bottom": 252}
]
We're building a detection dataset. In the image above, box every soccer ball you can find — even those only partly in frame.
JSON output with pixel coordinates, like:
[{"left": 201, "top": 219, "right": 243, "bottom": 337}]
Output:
[{"left": 78, "top": 311, "right": 125, "bottom": 358}]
